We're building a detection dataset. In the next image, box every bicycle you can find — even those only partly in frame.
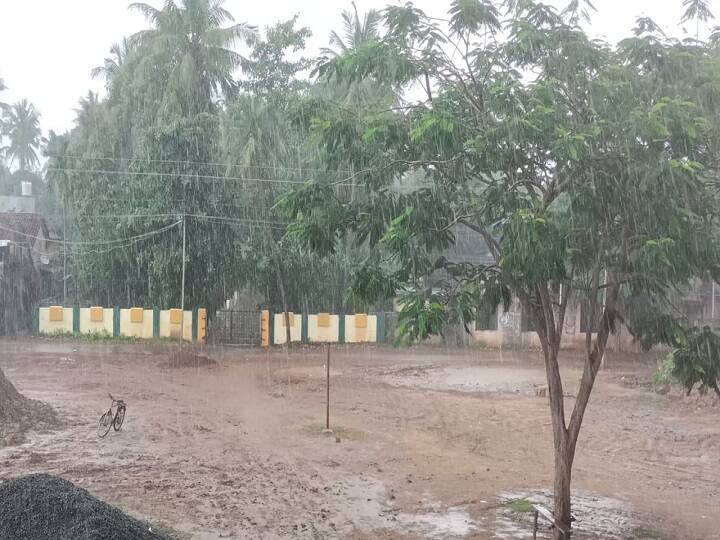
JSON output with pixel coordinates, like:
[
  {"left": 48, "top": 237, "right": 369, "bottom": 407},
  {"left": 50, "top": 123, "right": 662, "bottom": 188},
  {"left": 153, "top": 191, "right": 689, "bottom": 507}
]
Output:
[{"left": 97, "top": 394, "right": 126, "bottom": 438}]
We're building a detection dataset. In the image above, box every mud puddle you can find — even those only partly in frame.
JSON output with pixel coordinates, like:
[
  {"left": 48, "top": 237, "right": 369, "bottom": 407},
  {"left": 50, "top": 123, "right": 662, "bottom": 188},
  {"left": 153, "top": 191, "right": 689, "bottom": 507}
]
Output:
[
  {"left": 385, "top": 365, "right": 547, "bottom": 395},
  {"left": 495, "top": 489, "right": 649, "bottom": 539}
]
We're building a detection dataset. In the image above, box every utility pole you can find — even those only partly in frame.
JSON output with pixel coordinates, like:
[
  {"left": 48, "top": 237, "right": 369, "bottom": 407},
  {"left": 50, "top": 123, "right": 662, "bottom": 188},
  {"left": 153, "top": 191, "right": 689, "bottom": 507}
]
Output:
[
  {"left": 62, "top": 205, "right": 67, "bottom": 305},
  {"left": 180, "top": 214, "right": 186, "bottom": 311}
]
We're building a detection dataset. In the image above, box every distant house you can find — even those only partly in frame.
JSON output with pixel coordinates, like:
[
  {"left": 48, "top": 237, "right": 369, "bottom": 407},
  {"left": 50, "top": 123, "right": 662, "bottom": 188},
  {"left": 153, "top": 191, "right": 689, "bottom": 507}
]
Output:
[
  {"left": 0, "top": 212, "right": 51, "bottom": 335},
  {"left": 0, "top": 212, "right": 50, "bottom": 265}
]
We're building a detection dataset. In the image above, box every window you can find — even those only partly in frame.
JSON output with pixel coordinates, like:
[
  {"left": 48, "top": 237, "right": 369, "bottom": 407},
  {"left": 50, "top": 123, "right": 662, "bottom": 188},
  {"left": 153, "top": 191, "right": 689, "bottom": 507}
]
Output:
[{"left": 476, "top": 304, "right": 498, "bottom": 331}]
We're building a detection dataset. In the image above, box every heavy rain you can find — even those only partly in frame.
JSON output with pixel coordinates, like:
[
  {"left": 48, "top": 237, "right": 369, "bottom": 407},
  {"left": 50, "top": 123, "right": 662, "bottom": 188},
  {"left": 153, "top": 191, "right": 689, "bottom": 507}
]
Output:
[{"left": 0, "top": 1, "right": 719, "bottom": 539}]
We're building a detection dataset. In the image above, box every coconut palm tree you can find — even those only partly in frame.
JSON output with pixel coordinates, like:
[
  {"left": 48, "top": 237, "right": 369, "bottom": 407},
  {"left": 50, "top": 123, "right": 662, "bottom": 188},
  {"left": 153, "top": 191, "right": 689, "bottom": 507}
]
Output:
[
  {"left": 1, "top": 99, "right": 42, "bottom": 172},
  {"left": 316, "top": 2, "right": 394, "bottom": 109},
  {"left": 681, "top": 0, "right": 715, "bottom": 40},
  {"left": 91, "top": 39, "right": 133, "bottom": 90},
  {"left": 129, "top": 0, "right": 256, "bottom": 116},
  {"left": 73, "top": 91, "right": 101, "bottom": 133},
  {"left": 321, "top": 1, "right": 381, "bottom": 60}
]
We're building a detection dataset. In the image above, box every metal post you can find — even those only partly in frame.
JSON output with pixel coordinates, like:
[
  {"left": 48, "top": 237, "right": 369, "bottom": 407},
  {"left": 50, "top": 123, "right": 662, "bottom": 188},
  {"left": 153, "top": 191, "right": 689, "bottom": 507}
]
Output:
[
  {"left": 324, "top": 344, "right": 331, "bottom": 433},
  {"left": 712, "top": 280, "right": 716, "bottom": 320},
  {"left": 62, "top": 206, "right": 67, "bottom": 305},
  {"left": 533, "top": 510, "right": 538, "bottom": 540},
  {"left": 180, "top": 215, "right": 186, "bottom": 311},
  {"left": 601, "top": 269, "right": 607, "bottom": 368}
]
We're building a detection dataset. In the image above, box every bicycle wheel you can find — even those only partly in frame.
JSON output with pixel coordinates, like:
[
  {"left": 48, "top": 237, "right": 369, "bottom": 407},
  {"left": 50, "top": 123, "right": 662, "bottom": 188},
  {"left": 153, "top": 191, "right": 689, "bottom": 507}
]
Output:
[
  {"left": 97, "top": 411, "right": 113, "bottom": 438},
  {"left": 113, "top": 405, "right": 126, "bottom": 431}
]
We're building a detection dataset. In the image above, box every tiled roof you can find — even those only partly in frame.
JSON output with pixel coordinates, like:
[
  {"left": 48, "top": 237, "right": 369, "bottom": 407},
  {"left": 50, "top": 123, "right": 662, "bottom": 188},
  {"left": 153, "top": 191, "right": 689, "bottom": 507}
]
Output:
[{"left": 0, "top": 212, "right": 50, "bottom": 244}]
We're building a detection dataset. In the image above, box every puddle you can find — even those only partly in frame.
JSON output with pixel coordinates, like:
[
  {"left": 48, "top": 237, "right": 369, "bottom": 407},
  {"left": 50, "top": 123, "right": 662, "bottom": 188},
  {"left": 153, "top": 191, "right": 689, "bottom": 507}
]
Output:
[
  {"left": 385, "top": 365, "right": 547, "bottom": 395},
  {"left": 398, "top": 507, "right": 477, "bottom": 538},
  {"left": 495, "top": 489, "right": 643, "bottom": 539},
  {"left": 337, "top": 476, "right": 479, "bottom": 538},
  {"left": 334, "top": 476, "right": 645, "bottom": 539}
]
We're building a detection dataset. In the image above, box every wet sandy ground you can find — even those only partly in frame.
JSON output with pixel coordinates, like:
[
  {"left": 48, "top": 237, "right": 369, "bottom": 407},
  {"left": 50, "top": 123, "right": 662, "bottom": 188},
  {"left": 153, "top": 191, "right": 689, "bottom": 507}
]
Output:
[{"left": 0, "top": 339, "right": 718, "bottom": 539}]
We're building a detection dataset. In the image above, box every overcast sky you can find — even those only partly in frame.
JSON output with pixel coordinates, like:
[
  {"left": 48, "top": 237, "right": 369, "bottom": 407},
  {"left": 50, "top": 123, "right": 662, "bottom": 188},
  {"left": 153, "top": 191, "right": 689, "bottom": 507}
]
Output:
[{"left": 0, "top": 0, "right": 712, "bottom": 135}]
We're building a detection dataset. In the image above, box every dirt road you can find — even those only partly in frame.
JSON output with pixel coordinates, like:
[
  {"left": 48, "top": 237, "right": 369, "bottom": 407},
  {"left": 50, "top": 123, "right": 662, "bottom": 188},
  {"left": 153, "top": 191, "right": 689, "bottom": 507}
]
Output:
[{"left": 0, "top": 339, "right": 718, "bottom": 539}]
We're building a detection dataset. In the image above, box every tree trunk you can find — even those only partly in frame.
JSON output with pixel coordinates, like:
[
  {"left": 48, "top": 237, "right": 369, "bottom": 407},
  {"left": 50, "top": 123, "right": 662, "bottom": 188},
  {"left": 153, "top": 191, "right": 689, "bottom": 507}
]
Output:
[
  {"left": 553, "top": 432, "right": 573, "bottom": 539},
  {"left": 543, "top": 341, "right": 575, "bottom": 540}
]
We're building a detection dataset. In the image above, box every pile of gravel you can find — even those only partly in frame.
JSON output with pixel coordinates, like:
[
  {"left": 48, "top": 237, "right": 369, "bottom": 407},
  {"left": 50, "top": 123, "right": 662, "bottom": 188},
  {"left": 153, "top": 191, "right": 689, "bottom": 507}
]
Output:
[
  {"left": 0, "top": 368, "right": 58, "bottom": 446},
  {"left": 160, "top": 349, "right": 217, "bottom": 369},
  {"left": 0, "top": 474, "right": 164, "bottom": 540}
]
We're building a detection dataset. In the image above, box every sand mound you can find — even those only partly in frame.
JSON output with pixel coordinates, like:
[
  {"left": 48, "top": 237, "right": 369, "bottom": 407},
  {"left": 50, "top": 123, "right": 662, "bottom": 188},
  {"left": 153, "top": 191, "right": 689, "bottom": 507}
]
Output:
[
  {"left": 0, "top": 368, "right": 58, "bottom": 446},
  {"left": 0, "top": 474, "right": 164, "bottom": 540},
  {"left": 161, "top": 350, "right": 217, "bottom": 369}
]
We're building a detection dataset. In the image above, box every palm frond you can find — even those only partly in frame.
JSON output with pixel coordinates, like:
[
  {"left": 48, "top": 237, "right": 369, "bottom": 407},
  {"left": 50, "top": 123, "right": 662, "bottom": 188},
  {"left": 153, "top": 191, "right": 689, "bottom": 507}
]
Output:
[
  {"left": 680, "top": 0, "right": 715, "bottom": 24},
  {"left": 128, "top": 2, "right": 162, "bottom": 24}
]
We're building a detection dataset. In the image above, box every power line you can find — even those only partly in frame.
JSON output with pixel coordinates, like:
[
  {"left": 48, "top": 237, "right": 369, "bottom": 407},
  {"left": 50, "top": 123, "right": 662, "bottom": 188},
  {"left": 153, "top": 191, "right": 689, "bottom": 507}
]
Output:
[
  {"left": 48, "top": 167, "right": 306, "bottom": 184},
  {"left": 47, "top": 153, "right": 352, "bottom": 175},
  {"left": 43, "top": 213, "right": 179, "bottom": 220},
  {"left": 46, "top": 167, "right": 365, "bottom": 188},
  {"left": 53, "top": 199, "right": 278, "bottom": 211},
  {"left": 184, "top": 213, "right": 287, "bottom": 226},
  {"left": 45, "top": 213, "right": 286, "bottom": 226},
  {"left": 0, "top": 220, "right": 181, "bottom": 247}
]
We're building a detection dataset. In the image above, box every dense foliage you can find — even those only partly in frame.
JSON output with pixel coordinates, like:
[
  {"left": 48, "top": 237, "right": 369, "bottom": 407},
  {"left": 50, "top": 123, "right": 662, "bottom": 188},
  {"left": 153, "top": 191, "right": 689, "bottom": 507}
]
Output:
[{"left": 45, "top": 1, "right": 372, "bottom": 314}]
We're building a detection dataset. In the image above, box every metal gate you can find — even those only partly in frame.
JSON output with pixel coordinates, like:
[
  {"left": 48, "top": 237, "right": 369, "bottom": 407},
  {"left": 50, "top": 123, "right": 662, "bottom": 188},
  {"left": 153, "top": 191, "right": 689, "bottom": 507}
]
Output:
[{"left": 210, "top": 310, "right": 262, "bottom": 345}]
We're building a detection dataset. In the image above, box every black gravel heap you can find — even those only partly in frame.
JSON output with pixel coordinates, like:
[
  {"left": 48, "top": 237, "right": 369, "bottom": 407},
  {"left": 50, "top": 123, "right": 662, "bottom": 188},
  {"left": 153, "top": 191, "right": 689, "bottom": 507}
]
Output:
[{"left": 0, "top": 474, "right": 165, "bottom": 540}]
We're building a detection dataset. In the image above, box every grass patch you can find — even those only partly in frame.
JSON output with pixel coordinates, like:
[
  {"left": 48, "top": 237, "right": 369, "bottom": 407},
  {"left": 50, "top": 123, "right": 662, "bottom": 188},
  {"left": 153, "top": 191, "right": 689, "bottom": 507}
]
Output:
[
  {"left": 632, "top": 527, "right": 663, "bottom": 539},
  {"left": 506, "top": 498, "right": 535, "bottom": 513},
  {"left": 302, "top": 423, "right": 362, "bottom": 439},
  {"left": 38, "top": 330, "right": 182, "bottom": 344}
]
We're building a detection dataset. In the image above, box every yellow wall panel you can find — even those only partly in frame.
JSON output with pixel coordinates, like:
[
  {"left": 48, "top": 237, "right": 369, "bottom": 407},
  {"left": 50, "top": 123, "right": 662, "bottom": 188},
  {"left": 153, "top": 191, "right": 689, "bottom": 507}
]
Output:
[
  {"left": 345, "top": 314, "right": 377, "bottom": 343},
  {"left": 49, "top": 306, "right": 64, "bottom": 321},
  {"left": 120, "top": 309, "right": 154, "bottom": 338},
  {"left": 130, "top": 307, "right": 144, "bottom": 323},
  {"left": 273, "top": 313, "right": 301, "bottom": 344},
  {"left": 308, "top": 314, "right": 339, "bottom": 343},
  {"left": 79, "top": 308, "right": 114, "bottom": 335},
  {"left": 260, "top": 310, "right": 270, "bottom": 347},
  {"left": 198, "top": 308, "right": 207, "bottom": 344},
  {"left": 39, "top": 307, "right": 74, "bottom": 334},
  {"left": 279, "top": 312, "right": 295, "bottom": 326},
  {"left": 39, "top": 306, "right": 204, "bottom": 342},
  {"left": 182, "top": 311, "right": 193, "bottom": 342},
  {"left": 354, "top": 313, "right": 367, "bottom": 328},
  {"left": 169, "top": 308, "right": 183, "bottom": 324}
]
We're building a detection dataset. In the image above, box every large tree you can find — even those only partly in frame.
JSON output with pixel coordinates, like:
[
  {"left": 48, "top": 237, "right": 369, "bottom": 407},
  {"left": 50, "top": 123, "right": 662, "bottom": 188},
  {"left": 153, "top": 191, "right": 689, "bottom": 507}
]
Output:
[
  {"left": 129, "top": 0, "right": 255, "bottom": 117},
  {"left": 47, "top": 0, "right": 256, "bottom": 311},
  {"left": 281, "top": 1, "right": 720, "bottom": 537},
  {"left": 1, "top": 99, "right": 42, "bottom": 172},
  {"left": 91, "top": 39, "right": 134, "bottom": 91},
  {"left": 222, "top": 17, "right": 357, "bottom": 341},
  {"left": 324, "top": 1, "right": 382, "bottom": 57}
]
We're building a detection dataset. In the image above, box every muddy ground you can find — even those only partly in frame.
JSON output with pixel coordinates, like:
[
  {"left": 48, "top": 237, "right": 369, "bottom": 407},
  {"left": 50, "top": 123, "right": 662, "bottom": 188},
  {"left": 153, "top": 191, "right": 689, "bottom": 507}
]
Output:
[{"left": 0, "top": 338, "right": 718, "bottom": 539}]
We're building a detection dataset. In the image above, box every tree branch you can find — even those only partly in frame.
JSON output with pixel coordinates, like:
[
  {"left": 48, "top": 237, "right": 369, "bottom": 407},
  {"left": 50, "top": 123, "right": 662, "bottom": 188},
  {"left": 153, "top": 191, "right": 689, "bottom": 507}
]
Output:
[{"left": 458, "top": 218, "right": 500, "bottom": 261}]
